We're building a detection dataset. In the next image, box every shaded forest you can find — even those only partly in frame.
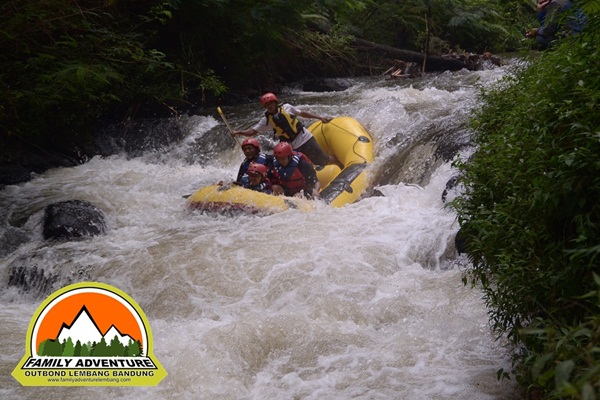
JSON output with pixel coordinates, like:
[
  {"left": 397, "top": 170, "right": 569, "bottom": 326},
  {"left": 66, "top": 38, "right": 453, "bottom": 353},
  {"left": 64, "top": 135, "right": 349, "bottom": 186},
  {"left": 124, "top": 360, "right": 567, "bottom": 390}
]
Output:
[{"left": 1, "top": 0, "right": 537, "bottom": 173}]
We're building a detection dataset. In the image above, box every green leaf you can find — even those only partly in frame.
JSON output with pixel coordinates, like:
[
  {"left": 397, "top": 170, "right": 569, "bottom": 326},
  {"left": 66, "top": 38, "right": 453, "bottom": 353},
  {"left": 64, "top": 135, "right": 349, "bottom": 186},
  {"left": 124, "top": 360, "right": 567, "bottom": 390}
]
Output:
[{"left": 554, "top": 360, "right": 575, "bottom": 389}]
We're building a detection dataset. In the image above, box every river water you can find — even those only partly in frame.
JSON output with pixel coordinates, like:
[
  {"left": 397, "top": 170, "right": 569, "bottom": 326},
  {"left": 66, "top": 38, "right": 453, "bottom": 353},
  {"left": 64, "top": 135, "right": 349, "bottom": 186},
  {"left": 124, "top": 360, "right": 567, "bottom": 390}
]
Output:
[{"left": 0, "top": 66, "right": 519, "bottom": 399}]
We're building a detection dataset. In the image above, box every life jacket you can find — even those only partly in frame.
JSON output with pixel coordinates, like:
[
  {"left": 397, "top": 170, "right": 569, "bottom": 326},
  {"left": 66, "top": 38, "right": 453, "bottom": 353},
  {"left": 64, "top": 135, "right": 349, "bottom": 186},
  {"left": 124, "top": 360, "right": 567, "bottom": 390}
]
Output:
[
  {"left": 237, "top": 153, "right": 273, "bottom": 183},
  {"left": 265, "top": 106, "right": 305, "bottom": 142},
  {"left": 245, "top": 180, "right": 272, "bottom": 194},
  {"left": 297, "top": 151, "right": 313, "bottom": 165},
  {"left": 271, "top": 154, "right": 306, "bottom": 195}
]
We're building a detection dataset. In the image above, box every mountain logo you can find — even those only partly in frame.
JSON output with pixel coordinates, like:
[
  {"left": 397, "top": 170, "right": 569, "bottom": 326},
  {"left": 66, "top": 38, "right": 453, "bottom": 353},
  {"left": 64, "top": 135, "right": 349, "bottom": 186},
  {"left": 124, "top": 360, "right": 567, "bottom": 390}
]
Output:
[{"left": 12, "top": 282, "right": 167, "bottom": 386}]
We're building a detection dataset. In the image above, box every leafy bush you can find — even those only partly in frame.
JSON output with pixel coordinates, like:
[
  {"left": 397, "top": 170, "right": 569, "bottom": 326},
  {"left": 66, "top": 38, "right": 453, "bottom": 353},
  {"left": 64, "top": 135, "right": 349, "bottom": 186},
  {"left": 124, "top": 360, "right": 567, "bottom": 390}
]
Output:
[
  {"left": 345, "top": 0, "right": 534, "bottom": 53},
  {"left": 0, "top": 0, "right": 185, "bottom": 156},
  {"left": 453, "top": 2, "right": 600, "bottom": 397}
]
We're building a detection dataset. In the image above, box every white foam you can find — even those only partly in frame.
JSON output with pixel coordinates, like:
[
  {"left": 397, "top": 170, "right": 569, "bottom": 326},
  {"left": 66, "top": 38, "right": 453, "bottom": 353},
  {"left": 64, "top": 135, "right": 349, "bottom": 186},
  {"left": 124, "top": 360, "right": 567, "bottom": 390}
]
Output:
[{"left": 0, "top": 67, "right": 517, "bottom": 399}]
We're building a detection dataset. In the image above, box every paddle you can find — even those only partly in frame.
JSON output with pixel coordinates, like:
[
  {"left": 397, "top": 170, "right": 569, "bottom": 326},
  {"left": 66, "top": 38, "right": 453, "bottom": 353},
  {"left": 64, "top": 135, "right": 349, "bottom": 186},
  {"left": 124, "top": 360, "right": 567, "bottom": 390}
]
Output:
[{"left": 217, "top": 106, "right": 241, "bottom": 148}]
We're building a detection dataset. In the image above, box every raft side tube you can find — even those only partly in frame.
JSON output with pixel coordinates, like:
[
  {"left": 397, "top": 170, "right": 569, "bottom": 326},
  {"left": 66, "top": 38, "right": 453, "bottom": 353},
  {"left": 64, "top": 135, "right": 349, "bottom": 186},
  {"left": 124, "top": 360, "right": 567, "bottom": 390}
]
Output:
[
  {"left": 187, "top": 185, "right": 315, "bottom": 214},
  {"left": 320, "top": 163, "right": 368, "bottom": 205},
  {"left": 316, "top": 164, "right": 342, "bottom": 189}
]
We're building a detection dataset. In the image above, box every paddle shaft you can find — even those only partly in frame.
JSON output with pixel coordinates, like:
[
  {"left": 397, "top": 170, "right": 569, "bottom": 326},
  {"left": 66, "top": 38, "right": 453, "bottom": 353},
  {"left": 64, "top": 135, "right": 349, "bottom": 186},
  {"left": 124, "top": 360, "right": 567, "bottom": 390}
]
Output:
[{"left": 217, "top": 107, "right": 241, "bottom": 148}]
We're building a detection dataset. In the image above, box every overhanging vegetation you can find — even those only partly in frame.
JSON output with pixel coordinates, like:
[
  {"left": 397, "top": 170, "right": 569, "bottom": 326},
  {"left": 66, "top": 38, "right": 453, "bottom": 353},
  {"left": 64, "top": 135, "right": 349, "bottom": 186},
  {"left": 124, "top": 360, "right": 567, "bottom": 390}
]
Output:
[{"left": 453, "top": 1, "right": 600, "bottom": 396}]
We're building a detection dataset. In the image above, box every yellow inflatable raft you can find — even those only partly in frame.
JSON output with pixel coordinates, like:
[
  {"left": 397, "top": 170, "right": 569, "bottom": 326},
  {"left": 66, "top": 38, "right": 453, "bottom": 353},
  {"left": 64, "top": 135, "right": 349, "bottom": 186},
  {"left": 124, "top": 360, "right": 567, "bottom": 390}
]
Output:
[
  {"left": 309, "top": 116, "right": 374, "bottom": 207},
  {"left": 187, "top": 116, "right": 374, "bottom": 214},
  {"left": 186, "top": 184, "right": 315, "bottom": 214}
]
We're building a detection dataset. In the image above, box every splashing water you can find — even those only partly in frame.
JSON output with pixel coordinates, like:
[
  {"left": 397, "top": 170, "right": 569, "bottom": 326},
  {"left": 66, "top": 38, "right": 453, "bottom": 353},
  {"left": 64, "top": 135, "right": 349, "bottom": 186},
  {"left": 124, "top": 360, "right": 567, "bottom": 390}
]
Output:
[{"left": 0, "top": 66, "right": 519, "bottom": 399}]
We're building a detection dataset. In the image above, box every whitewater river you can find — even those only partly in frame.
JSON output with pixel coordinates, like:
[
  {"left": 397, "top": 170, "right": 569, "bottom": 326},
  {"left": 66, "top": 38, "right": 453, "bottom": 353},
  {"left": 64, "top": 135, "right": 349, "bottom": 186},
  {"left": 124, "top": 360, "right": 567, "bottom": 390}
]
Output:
[{"left": 0, "top": 65, "right": 520, "bottom": 399}]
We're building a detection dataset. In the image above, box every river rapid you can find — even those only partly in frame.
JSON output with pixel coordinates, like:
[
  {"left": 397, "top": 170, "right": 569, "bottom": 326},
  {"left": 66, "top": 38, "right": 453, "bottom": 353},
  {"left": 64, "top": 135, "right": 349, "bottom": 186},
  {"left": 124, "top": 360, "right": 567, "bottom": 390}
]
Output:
[{"left": 0, "top": 66, "right": 519, "bottom": 399}]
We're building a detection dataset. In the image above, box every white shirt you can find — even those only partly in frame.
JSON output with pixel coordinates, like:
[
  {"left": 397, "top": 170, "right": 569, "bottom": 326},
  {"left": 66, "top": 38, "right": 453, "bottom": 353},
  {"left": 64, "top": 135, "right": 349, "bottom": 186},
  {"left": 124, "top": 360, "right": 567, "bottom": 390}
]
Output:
[{"left": 251, "top": 104, "right": 312, "bottom": 148}]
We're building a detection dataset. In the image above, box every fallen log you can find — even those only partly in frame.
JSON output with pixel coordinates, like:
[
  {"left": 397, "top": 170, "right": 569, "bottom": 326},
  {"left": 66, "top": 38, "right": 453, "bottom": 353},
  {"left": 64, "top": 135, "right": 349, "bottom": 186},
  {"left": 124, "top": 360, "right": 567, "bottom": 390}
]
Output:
[{"left": 352, "top": 38, "right": 474, "bottom": 72}]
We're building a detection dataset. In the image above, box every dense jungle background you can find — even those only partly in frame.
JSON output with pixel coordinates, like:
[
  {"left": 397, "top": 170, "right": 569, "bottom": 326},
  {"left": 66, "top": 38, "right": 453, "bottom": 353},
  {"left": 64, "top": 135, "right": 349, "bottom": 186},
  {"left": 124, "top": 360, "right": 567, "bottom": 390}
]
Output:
[
  {"left": 2, "top": 0, "right": 534, "bottom": 176},
  {"left": 2, "top": 1, "right": 600, "bottom": 399}
]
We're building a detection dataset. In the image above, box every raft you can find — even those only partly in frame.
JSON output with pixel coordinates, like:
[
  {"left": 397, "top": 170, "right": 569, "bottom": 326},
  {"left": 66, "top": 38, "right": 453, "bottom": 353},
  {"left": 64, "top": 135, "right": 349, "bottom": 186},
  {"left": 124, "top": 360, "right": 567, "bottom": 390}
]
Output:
[
  {"left": 186, "top": 184, "right": 315, "bottom": 214},
  {"left": 187, "top": 116, "right": 374, "bottom": 214}
]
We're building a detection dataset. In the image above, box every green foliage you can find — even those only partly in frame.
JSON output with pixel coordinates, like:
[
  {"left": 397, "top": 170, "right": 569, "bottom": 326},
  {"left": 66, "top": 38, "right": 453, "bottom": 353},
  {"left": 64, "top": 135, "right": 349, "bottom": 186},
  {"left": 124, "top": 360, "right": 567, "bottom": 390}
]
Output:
[
  {"left": 453, "top": 3, "right": 600, "bottom": 396},
  {"left": 345, "top": 0, "right": 430, "bottom": 50},
  {"left": 0, "top": 0, "right": 185, "bottom": 155},
  {"left": 80, "top": 342, "right": 91, "bottom": 357},
  {"left": 518, "top": 281, "right": 600, "bottom": 398},
  {"left": 0, "top": 0, "right": 546, "bottom": 162},
  {"left": 445, "top": 4, "right": 512, "bottom": 51},
  {"left": 36, "top": 336, "right": 140, "bottom": 357},
  {"left": 344, "top": 0, "right": 534, "bottom": 53},
  {"left": 91, "top": 337, "right": 109, "bottom": 356},
  {"left": 37, "top": 339, "right": 63, "bottom": 356},
  {"left": 128, "top": 339, "right": 142, "bottom": 357},
  {"left": 62, "top": 337, "right": 75, "bottom": 357},
  {"left": 109, "top": 335, "right": 125, "bottom": 357},
  {"left": 73, "top": 340, "right": 82, "bottom": 356}
]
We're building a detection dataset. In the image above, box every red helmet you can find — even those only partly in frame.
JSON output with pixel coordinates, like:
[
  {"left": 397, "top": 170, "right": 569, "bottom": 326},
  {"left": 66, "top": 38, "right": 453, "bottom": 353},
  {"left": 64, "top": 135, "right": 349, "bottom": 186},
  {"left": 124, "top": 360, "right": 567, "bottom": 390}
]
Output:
[
  {"left": 241, "top": 137, "right": 260, "bottom": 150},
  {"left": 273, "top": 142, "right": 293, "bottom": 157},
  {"left": 247, "top": 162, "right": 268, "bottom": 177},
  {"left": 260, "top": 92, "right": 278, "bottom": 106}
]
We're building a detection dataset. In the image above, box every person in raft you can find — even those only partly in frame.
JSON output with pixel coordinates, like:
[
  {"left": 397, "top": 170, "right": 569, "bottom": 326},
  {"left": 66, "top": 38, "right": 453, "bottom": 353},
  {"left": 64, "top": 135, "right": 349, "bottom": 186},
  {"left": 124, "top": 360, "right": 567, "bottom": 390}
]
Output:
[
  {"left": 242, "top": 162, "right": 272, "bottom": 194},
  {"left": 235, "top": 137, "right": 274, "bottom": 184},
  {"left": 232, "top": 92, "right": 335, "bottom": 167},
  {"left": 217, "top": 137, "right": 273, "bottom": 187},
  {"left": 270, "top": 142, "right": 319, "bottom": 199}
]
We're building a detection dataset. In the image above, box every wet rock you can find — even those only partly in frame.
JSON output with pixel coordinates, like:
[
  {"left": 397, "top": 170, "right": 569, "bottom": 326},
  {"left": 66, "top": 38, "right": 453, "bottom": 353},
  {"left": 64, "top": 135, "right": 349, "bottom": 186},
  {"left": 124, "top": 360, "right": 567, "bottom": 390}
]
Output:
[
  {"left": 441, "top": 175, "right": 460, "bottom": 203},
  {"left": 0, "top": 163, "right": 31, "bottom": 187},
  {"left": 0, "top": 227, "right": 31, "bottom": 258},
  {"left": 0, "top": 148, "right": 80, "bottom": 187},
  {"left": 302, "top": 78, "right": 353, "bottom": 92},
  {"left": 7, "top": 255, "right": 91, "bottom": 298},
  {"left": 43, "top": 200, "right": 107, "bottom": 240},
  {"left": 92, "top": 118, "right": 186, "bottom": 157},
  {"left": 8, "top": 264, "right": 59, "bottom": 297},
  {"left": 455, "top": 229, "right": 468, "bottom": 255}
]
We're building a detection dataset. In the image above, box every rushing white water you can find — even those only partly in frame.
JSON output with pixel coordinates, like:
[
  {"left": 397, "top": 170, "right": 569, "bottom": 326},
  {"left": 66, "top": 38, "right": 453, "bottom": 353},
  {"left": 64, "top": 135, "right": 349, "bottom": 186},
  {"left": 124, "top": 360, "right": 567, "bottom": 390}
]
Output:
[{"left": 0, "top": 66, "right": 520, "bottom": 399}]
